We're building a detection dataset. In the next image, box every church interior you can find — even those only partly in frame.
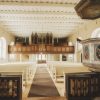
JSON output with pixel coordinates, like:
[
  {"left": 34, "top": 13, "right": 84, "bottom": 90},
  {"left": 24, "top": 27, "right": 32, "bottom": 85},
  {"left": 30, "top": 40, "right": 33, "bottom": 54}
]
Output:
[{"left": 0, "top": 0, "right": 100, "bottom": 100}]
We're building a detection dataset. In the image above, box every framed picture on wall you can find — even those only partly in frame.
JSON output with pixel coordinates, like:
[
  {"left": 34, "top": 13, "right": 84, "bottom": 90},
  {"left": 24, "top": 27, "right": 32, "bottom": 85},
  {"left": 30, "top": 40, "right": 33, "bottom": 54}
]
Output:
[
  {"left": 83, "top": 44, "right": 90, "bottom": 61},
  {"left": 94, "top": 44, "right": 100, "bottom": 61}
]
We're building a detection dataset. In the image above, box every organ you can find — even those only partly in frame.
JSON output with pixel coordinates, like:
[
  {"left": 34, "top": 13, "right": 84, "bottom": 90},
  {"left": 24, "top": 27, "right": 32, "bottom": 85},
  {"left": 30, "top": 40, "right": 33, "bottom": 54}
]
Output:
[{"left": 8, "top": 33, "right": 74, "bottom": 54}]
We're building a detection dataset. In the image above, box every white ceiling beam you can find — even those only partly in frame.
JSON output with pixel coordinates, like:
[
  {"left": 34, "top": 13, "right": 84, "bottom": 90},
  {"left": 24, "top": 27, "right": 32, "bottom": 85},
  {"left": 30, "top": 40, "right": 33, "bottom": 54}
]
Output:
[
  {"left": 0, "top": 18, "right": 83, "bottom": 21},
  {"left": 0, "top": 1, "right": 77, "bottom": 7},
  {"left": 0, "top": 20, "right": 84, "bottom": 24},
  {"left": 0, "top": 13, "right": 80, "bottom": 19},
  {"left": 0, "top": 15, "right": 81, "bottom": 20},
  {"left": 0, "top": 10, "right": 74, "bottom": 15},
  {"left": 0, "top": 5, "right": 76, "bottom": 12}
]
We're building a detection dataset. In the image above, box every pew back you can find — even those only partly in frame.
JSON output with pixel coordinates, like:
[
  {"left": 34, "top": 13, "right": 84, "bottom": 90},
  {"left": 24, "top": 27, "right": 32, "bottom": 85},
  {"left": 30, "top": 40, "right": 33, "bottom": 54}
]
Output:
[
  {"left": 0, "top": 75, "right": 22, "bottom": 100},
  {"left": 65, "top": 72, "right": 100, "bottom": 100}
]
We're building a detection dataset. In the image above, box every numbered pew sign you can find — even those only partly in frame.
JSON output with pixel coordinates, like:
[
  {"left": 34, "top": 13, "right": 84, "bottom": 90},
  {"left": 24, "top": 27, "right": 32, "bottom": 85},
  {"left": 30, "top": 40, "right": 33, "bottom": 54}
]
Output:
[{"left": 81, "top": 38, "right": 100, "bottom": 71}]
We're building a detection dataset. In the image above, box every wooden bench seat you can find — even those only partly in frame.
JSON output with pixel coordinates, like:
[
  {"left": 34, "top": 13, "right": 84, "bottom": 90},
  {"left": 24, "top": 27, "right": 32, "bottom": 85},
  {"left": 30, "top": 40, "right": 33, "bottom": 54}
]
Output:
[
  {"left": 55, "top": 66, "right": 90, "bottom": 82},
  {"left": 47, "top": 61, "right": 72, "bottom": 77},
  {"left": 0, "top": 62, "right": 37, "bottom": 91},
  {"left": 47, "top": 61, "right": 90, "bottom": 82}
]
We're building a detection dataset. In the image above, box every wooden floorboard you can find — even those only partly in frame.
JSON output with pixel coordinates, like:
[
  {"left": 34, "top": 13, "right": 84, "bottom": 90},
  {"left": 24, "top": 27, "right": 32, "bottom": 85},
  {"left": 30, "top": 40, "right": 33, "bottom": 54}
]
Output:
[{"left": 26, "top": 97, "right": 66, "bottom": 100}]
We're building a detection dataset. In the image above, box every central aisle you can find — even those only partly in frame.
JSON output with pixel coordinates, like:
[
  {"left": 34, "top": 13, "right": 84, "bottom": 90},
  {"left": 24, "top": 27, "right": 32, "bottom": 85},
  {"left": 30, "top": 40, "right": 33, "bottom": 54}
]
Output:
[{"left": 28, "top": 66, "right": 60, "bottom": 97}]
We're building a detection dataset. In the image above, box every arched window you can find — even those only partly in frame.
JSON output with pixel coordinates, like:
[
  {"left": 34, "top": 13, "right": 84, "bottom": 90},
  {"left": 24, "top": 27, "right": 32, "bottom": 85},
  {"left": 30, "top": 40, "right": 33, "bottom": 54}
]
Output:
[
  {"left": 10, "top": 41, "right": 14, "bottom": 46},
  {"left": 74, "top": 37, "right": 83, "bottom": 62},
  {"left": 0, "top": 37, "right": 6, "bottom": 61},
  {"left": 77, "top": 37, "right": 83, "bottom": 52},
  {"left": 91, "top": 28, "right": 100, "bottom": 38}
]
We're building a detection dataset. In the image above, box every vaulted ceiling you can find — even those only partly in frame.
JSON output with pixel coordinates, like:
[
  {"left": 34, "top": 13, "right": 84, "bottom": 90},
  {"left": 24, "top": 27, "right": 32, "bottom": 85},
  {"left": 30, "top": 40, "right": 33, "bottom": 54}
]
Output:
[{"left": 0, "top": 0, "right": 86, "bottom": 37}]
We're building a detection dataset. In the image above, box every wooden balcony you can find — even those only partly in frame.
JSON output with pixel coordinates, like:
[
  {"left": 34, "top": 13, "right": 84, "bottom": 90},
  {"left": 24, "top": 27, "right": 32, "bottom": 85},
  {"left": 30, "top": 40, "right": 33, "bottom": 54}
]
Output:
[{"left": 8, "top": 44, "right": 74, "bottom": 54}]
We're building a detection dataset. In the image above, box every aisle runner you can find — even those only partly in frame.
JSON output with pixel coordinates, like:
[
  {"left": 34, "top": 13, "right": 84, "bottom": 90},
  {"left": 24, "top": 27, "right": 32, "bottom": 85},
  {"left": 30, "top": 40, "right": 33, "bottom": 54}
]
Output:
[{"left": 28, "top": 67, "right": 60, "bottom": 97}]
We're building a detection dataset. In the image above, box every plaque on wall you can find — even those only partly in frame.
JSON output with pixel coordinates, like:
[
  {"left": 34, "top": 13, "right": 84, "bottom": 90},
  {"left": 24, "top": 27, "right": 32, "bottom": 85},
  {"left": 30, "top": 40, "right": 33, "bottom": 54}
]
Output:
[
  {"left": 83, "top": 44, "right": 90, "bottom": 61},
  {"left": 94, "top": 44, "right": 100, "bottom": 61}
]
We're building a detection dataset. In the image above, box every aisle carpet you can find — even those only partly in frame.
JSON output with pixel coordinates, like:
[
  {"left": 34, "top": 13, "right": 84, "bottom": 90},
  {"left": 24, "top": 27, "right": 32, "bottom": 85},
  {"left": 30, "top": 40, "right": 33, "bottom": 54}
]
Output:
[{"left": 28, "top": 67, "right": 60, "bottom": 97}]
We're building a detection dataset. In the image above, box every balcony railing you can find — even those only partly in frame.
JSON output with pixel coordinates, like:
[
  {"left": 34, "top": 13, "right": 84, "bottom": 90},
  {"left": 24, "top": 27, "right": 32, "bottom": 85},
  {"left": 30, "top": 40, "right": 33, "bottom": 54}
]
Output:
[{"left": 8, "top": 44, "right": 74, "bottom": 54}]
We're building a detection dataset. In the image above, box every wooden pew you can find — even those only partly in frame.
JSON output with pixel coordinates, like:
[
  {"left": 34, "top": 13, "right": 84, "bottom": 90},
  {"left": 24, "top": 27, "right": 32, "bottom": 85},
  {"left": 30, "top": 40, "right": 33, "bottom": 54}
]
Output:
[
  {"left": 47, "top": 62, "right": 90, "bottom": 82},
  {"left": 0, "top": 62, "right": 37, "bottom": 91},
  {"left": 55, "top": 66, "right": 90, "bottom": 82},
  {"left": 0, "top": 75, "right": 22, "bottom": 100},
  {"left": 65, "top": 72, "right": 100, "bottom": 100},
  {"left": 47, "top": 61, "right": 72, "bottom": 77}
]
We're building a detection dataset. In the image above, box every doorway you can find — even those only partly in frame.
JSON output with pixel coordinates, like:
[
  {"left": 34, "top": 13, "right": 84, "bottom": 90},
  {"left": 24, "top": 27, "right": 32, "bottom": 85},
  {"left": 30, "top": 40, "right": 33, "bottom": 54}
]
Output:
[{"left": 36, "top": 53, "right": 46, "bottom": 63}]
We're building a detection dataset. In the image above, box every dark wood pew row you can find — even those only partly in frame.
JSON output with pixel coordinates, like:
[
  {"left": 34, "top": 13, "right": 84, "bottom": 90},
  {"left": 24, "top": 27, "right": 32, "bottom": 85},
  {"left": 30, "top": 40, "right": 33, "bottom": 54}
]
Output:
[
  {"left": 0, "top": 75, "right": 22, "bottom": 100},
  {"left": 65, "top": 72, "right": 100, "bottom": 100}
]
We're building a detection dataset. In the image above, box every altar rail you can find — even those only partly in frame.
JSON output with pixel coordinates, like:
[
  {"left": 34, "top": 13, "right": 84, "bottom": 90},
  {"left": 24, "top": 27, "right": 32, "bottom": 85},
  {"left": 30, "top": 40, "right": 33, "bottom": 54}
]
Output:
[
  {"left": 65, "top": 72, "right": 100, "bottom": 100},
  {"left": 0, "top": 75, "right": 22, "bottom": 100},
  {"left": 8, "top": 44, "right": 74, "bottom": 54}
]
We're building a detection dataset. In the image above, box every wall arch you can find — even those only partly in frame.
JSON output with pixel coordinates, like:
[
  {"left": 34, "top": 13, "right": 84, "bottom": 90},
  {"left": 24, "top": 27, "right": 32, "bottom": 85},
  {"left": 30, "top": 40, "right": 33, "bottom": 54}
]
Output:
[
  {"left": 91, "top": 28, "right": 100, "bottom": 38},
  {"left": 74, "top": 37, "right": 83, "bottom": 62}
]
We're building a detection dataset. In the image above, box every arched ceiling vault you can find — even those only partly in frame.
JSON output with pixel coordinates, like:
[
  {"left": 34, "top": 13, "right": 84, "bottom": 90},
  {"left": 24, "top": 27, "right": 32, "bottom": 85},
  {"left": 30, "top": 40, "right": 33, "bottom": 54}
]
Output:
[{"left": 0, "top": 0, "right": 86, "bottom": 37}]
